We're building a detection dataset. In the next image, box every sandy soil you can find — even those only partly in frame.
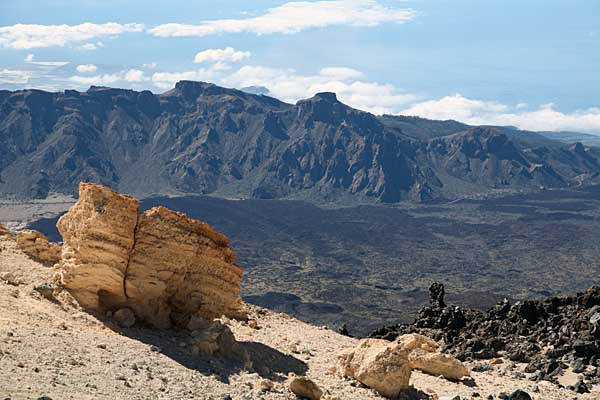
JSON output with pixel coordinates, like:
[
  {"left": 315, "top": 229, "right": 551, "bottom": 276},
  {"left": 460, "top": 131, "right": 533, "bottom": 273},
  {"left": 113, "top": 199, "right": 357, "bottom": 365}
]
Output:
[{"left": 0, "top": 234, "right": 598, "bottom": 400}]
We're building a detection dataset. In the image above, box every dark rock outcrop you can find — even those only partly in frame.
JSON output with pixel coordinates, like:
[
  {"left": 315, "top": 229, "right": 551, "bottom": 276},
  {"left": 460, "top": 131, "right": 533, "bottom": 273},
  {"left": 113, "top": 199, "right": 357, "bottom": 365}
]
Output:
[{"left": 371, "top": 283, "right": 600, "bottom": 389}]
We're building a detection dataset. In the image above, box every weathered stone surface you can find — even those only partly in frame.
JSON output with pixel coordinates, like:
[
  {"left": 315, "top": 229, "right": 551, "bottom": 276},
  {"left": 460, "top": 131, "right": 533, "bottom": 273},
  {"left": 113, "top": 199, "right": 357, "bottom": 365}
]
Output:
[
  {"left": 288, "top": 376, "right": 322, "bottom": 400},
  {"left": 16, "top": 230, "right": 61, "bottom": 265},
  {"left": 396, "top": 333, "right": 438, "bottom": 353},
  {"left": 338, "top": 339, "right": 411, "bottom": 398},
  {"left": 0, "top": 223, "right": 11, "bottom": 236},
  {"left": 113, "top": 308, "right": 136, "bottom": 328},
  {"left": 125, "top": 206, "right": 243, "bottom": 328},
  {"left": 190, "top": 320, "right": 238, "bottom": 356},
  {"left": 57, "top": 183, "right": 139, "bottom": 310},
  {"left": 56, "top": 183, "right": 245, "bottom": 328},
  {"left": 408, "top": 348, "right": 470, "bottom": 380},
  {"left": 394, "top": 334, "right": 469, "bottom": 380}
]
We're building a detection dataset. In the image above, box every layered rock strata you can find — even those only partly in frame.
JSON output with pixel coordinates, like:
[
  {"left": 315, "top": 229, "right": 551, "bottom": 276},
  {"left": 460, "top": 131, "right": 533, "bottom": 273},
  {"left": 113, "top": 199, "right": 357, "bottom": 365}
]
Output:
[
  {"left": 15, "top": 230, "right": 61, "bottom": 265},
  {"left": 0, "top": 223, "right": 11, "bottom": 236},
  {"left": 56, "top": 183, "right": 245, "bottom": 328}
]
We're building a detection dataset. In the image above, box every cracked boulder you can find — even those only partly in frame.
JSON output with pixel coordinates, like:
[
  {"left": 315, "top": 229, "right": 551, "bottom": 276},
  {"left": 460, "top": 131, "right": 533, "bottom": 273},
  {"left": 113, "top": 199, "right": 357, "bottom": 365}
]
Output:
[{"left": 56, "top": 183, "right": 245, "bottom": 328}]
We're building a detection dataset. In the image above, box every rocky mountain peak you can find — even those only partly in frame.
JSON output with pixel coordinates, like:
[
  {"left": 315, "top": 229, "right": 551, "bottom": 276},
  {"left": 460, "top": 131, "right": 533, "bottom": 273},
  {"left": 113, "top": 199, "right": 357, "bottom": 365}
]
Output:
[{"left": 0, "top": 81, "right": 599, "bottom": 202}]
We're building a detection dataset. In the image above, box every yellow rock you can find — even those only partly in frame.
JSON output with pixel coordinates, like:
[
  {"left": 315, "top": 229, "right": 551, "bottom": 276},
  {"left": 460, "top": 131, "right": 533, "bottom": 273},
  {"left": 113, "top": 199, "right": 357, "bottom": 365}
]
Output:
[
  {"left": 408, "top": 348, "right": 470, "bottom": 380},
  {"left": 338, "top": 339, "right": 411, "bottom": 398},
  {"left": 16, "top": 229, "right": 61, "bottom": 265},
  {"left": 56, "top": 183, "right": 246, "bottom": 329},
  {"left": 288, "top": 376, "right": 322, "bottom": 400}
]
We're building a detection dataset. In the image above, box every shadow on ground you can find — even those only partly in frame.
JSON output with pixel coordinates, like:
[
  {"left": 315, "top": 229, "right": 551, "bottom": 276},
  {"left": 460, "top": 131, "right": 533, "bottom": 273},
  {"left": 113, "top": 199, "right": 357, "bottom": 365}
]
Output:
[{"left": 104, "top": 320, "right": 307, "bottom": 383}]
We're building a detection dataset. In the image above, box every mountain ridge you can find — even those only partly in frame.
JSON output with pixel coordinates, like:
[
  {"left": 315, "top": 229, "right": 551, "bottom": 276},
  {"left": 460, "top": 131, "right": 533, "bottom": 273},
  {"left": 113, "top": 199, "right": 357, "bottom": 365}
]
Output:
[{"left": 1, "top": 80, "right": 599, "bottom": 202}]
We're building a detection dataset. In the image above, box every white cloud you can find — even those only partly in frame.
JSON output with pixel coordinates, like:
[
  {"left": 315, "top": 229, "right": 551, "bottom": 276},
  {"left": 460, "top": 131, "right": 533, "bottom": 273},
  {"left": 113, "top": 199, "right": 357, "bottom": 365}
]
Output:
[
  {"left": 76, "top": 64, "right": 97, "bottom": 73},
  {"left": 0, "top": 68, "right": 33, "bottom": 84},
  {"left": 194, "top": 47, "right": 251, "bottom": 64},
  {"left": 400, "top": 94, "right": 600, "bottom": 133},
  {"left": 79, "top": 41, "right": 104, "bottom": 51},
  {"left": 68, "top": 69, "right": 148, "bottom": 86},
  {"left": 143, "top": 62, "right": 157, "bottom": 69},
  {"left": 23, "top": 53, "right": 69, "bottom": 67},
  {"left": 223, "top": 65, "right": 415, "bottom": 114},
  {"left": 0, "top": 23, "right": 143, "bottom": 49},
  {"left": 123, "top": 69, "right": 147, "bottom": 82},
  {"left": 68, "top": 73, "right": 123, "bottom": 86},
  {"left": 149, "top": 0, "right": 416, "bottom": 37},
  {"left": 151, "top": 68, "right": 219, "bottom": 89}
]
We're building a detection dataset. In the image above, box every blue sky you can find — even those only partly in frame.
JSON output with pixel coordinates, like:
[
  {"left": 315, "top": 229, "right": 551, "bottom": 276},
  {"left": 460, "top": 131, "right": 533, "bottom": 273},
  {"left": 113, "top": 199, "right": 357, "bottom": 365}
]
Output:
[{"left": 1, "top": 0, "right": 599, "bottom": 133}]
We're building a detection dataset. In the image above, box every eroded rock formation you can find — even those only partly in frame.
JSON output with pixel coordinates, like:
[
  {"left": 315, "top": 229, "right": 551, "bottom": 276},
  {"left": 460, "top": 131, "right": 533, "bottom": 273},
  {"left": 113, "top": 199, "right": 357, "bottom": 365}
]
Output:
[
  {"left": 397, "top": 333, "right": 470, "bottom": 380},
  {"left": 338, "top": 334, "right": 469, "bottom": 398},
  {"left": 0, "top": 223, "right": 11, "bottom": 236},
  {"left": 338, "top": 339, "right": 412, "bottom": 398},
  {"left": 56, "top": 183, "right": 245, "bottom": 329},
  {"left": 15, "top": 230, "right": 61, "bottom": 265}
]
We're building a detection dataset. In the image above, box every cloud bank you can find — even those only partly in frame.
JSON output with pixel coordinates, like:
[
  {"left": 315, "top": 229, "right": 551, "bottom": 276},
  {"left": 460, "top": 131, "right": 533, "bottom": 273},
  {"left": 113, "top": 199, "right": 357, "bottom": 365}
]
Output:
[
  {"left": 149, "top": 0, "right": 416, "bottom": 37},
  {"left": 76, "top": 64, "right": 97, "bottom": 73},
  {"left": 400, "top": 94, "right": 600, "bottom": 134},
  {"left": 194, "top": 47, "right": 251, "bottom": 64},
  {"left": 0, "top": 23, "right": 144, "bottom": 49}
]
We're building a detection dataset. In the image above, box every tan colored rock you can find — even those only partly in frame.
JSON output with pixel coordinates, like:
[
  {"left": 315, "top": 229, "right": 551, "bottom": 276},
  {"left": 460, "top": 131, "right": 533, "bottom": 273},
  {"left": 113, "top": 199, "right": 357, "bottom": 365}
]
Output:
[
  {"left": 288, "top": 376, "right": 322, "bottom": 400},
  {"left": 257, "top": 379, "right": 274, "bottom": 392},
  {"left": 57, "top": 183, "right": 139, "bottom": 309},
  {"left": 408, "top": 348, "right": 470, "bottom": 380},
  {"left": 392, "top": 334, "right": 470, "bottom": 381},
  {"left": 0, "top": 223, "right": 11, "bottom": 236},
  {"left": 190, "top": 320, "right": 238, "bottom": 356},
  {"left": 125, "top": 206, "right": 244, "bottom": 328},
  {"left": 16, "top": 230, "right": 61, "bottom": 265},
  {"left": 56, "top": 183, "right": 245, "bottom": 329},
  {"left": 395, "top": 333, "right": 439, "bottom": 353},
  {"left": 338, "top": 339, "right": 411, "bottom": 398}
]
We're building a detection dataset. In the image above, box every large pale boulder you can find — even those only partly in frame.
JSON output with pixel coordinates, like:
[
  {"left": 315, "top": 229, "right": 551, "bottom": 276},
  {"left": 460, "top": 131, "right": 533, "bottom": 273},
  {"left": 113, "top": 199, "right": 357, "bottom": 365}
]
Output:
[
  {"left": 395, "top": 333, "right": 438, "bottom": 353},
  {"left": 408, "top": 348, "right": 470, "bottom": 380},
  {"left": 56, "top": 183, "right": 245, "bottom": 328},
  {"left": 125, "top": 206, "right": 243, "bottom": 328},
  {"left": 57, "top": 183, "right": 139, "bottom": 309},
  {"left": 338, "top": 339, "right": 412, "bottom": 398},
  {"left": 15, "top": 230, "right": 61, "bottom": 265},
  {"left": 394, "top": 334, "right": 470, "bottom": 380}
]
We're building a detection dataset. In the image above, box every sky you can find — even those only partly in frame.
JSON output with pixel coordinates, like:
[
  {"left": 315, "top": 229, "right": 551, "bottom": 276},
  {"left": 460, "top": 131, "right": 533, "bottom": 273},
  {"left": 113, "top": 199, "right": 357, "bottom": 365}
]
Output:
[{"left": 1, "top": 0, "right": 599, "bottom": 133}]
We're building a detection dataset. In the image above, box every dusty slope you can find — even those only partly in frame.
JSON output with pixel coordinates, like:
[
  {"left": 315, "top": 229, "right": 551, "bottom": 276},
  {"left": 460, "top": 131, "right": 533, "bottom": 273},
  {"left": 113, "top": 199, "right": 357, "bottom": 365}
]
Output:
[{"left": 0, "top": 234, "right": 598, "bottom": 400}]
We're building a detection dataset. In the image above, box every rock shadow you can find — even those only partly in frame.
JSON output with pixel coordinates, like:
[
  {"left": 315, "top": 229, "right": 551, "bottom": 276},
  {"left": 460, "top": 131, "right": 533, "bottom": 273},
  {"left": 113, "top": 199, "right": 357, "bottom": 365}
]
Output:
[{"left": 106, "top": 322, "right": 308, "bottom": 384}]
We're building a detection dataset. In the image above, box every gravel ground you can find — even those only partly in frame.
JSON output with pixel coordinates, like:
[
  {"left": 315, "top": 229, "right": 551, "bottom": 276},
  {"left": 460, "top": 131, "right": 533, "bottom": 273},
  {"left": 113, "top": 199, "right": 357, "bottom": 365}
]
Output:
[{"left": 1, "top": 234, "right": 598, "bottom": 400}]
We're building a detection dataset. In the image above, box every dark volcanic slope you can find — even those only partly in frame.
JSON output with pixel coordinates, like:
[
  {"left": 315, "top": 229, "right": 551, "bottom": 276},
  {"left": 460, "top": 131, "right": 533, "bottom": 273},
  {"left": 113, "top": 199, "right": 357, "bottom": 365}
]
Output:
[
  {"left": 1, "top": 81, "right": 600, "bottom": 202},
  {"left": 29, "top": 185, "right": 600, "bottom": 335}
]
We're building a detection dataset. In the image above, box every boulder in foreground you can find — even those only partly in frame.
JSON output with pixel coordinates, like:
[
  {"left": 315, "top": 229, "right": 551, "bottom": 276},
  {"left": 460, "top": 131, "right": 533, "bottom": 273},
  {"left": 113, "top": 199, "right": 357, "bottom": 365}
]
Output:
[
  {"left": 56, "top": 183, "right": 245, "bottom": 329},
  {"left": 338, "top": 338, "right": 412, "bottom": 398}
]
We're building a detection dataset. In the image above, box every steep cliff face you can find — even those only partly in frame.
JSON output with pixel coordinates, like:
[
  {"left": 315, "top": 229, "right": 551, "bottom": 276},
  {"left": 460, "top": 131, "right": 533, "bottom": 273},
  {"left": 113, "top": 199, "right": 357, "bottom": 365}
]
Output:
[
  {"left": 56, "top": 183, "right": 244, "bottom": 328},
  {"left": 1, "top": 82, "right": 599, "bottom": 203}
]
